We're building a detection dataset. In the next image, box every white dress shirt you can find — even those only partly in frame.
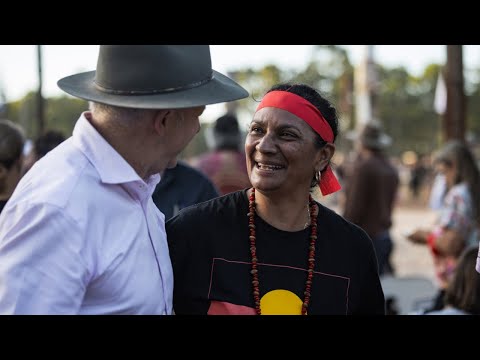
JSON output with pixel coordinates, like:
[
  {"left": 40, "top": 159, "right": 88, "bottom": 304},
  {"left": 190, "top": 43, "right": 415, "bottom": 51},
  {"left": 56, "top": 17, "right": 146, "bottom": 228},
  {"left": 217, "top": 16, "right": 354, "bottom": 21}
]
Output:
[{"left": 0, "top": 112, "right": 173, "bottom": 314}]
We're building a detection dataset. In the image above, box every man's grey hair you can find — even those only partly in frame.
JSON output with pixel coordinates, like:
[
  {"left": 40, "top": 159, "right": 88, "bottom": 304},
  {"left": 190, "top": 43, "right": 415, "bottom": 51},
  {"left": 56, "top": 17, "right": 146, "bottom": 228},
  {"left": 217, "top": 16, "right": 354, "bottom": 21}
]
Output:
[{"left": 89, "top": 102, "right": 156, "bottom": 126}]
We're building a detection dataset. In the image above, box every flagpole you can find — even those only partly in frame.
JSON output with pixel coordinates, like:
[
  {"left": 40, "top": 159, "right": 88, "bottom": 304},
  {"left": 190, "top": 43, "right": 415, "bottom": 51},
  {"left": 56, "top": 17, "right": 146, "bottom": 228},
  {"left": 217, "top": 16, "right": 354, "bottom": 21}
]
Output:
[{"left": 354, "top": 45, "right": 376, "bottom": 129}]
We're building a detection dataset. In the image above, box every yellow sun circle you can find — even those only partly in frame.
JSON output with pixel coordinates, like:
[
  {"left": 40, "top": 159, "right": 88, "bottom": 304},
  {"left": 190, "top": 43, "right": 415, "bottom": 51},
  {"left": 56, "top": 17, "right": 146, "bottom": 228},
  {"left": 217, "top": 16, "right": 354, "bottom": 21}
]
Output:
[{"left": 260, "top": 289, "right": 304, "bottom": 315}]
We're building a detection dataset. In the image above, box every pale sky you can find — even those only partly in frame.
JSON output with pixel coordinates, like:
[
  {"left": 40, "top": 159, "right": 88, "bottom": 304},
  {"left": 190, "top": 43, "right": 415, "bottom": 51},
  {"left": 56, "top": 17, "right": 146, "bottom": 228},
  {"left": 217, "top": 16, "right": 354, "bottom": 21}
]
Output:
[{"left": 1, "top": 45, "right": 479, "bottom": 123}]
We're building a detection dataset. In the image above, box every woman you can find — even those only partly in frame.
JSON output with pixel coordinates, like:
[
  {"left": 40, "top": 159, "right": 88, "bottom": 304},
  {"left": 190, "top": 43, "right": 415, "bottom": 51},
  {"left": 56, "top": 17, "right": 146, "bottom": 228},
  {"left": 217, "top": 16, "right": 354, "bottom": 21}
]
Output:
[
  {"left": 166, "top": 83, "right": 385, "bottom": 315},
  {"left": 407, "top": 140, "right": 480, "bottom": 311}
]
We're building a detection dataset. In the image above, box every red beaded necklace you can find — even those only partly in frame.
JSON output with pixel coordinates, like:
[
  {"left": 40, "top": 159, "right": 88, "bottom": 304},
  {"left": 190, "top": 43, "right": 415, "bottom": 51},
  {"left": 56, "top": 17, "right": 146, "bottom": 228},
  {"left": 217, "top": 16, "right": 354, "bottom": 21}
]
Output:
[{"left": 247, "top": 188, "right": 318, "bottom": 315}]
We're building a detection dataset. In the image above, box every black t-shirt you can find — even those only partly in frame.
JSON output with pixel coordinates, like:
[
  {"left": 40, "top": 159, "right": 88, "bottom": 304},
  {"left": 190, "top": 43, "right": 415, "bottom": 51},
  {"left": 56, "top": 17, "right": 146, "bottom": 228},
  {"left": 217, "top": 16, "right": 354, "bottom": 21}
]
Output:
[
  {"left": 0, "top": 200, "right": 8, "bottom": 214},
  {"left": 166, "top": 190, "right": 385, "bottom": 315},
  {"left": 152, "top": 161, "right": 219, "bottom": 220}
]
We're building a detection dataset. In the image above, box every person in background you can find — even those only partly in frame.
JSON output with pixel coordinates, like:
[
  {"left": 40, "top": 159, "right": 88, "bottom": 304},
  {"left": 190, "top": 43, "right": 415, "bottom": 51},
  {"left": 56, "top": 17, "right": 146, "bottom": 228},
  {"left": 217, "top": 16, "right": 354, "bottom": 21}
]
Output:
[
  {"left": 407, "top": 140, "right": 480, "bottom": 311},
  {"left": 421, "top": 246, "right": 480, "bottom": 315},
  {"left": 22, "top": 130, "right": 66, "bottom": 175},
  {"left": 342, "top": 121, "right": 399, "bottom": 276},
  {"left": 190, "top": 113, "right": 250, "bottom": 195},
  {"left": 152, "top": 160, "right": 219, "bottom": 221},
  {"left": 0, "top": 120, "right": 25, "bottom": 213},
  {"left": 0, "top": 45, "right": 248, "bottom": 314},
  {"left": 167, "top": 83, "right": 385, "bottom": 315},
  {"left": 409, "top": 154, "right": 428, "bottom": 198}
]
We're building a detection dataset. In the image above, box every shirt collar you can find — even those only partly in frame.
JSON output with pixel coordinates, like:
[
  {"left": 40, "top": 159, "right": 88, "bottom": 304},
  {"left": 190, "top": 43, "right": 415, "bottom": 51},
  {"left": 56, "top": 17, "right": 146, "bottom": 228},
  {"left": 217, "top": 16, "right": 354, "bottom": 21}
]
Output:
[{"left": 72, "top": 112, "right": 161, "bottom": 190}]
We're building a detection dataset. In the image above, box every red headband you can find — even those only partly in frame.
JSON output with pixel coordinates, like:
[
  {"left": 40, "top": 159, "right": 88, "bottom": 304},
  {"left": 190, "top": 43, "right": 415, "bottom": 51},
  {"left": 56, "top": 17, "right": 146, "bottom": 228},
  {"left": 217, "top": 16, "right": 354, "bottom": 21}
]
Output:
[{"left": 255, "top": 90, "right": 341, "bottom": 196}]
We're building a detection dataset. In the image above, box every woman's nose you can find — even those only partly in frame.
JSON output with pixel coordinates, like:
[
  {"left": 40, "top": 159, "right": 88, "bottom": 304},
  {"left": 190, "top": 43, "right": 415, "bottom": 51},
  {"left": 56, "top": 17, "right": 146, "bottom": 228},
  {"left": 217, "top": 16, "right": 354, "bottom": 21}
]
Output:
[{"left": 256, "top": 133, "right": 276, "bottom": 153}]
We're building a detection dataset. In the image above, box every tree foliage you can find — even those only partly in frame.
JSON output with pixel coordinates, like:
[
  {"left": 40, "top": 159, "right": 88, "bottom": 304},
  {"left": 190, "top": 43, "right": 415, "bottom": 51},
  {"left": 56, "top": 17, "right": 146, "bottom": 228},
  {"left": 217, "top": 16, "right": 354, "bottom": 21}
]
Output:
[
  {"left": 376, "top": 64, "right": 441, "bottom": 156},
  {"left": 5, "top": 92, "right": 88, "bottom": 139},
  {"left": 229, "top": 47, "right": 480, "bottom": 158},
  {"left": 4, "top": 46, "right": 480, "bottom": 160}
]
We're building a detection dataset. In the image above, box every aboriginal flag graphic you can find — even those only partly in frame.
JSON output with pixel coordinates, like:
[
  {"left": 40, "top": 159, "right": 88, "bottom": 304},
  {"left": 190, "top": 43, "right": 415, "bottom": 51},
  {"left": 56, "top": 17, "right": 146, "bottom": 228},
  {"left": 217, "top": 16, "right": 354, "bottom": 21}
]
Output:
[{"left": 207, "top": 258, "right": 350, "bottom": 315}]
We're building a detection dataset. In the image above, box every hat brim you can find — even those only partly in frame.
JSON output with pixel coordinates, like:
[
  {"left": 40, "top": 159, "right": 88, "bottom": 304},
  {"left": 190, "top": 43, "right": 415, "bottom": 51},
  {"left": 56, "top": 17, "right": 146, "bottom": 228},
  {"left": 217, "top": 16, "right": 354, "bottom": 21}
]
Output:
[
  {"left": 361, "top": 134, "right": 392, "bottom": 149},
  {"left": 57, "top": 70, "right": 249, "bottom": 109}
]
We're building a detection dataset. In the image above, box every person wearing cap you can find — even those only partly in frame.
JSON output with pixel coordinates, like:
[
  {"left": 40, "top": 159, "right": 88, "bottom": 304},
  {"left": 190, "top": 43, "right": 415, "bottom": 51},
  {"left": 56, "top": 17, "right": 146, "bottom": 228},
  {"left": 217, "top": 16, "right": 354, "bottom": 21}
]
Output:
[
  {"left": 166, "top": 83, "right": 385, "bottom": 315},
  {"left": 342, "top": 121, "right": 399, "bottom": 277},
  {"left": 190, "top": 113, "right": 251, "bottom": 195},
  {"left": 0, "top": 45, "right": 248, "bottom": 314}
]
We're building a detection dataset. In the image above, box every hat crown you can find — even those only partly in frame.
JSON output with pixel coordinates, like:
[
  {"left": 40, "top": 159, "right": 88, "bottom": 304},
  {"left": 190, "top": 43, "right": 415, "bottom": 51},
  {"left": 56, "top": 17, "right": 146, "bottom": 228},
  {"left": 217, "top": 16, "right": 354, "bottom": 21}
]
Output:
[
  {"left": 362, "top": 124, "right": 381, "bottom": 140},
  {"left": 94, "top": 45, "right": 213, "bottom": 94},
  {"left": 57, "top": 45, "right": 249, "bottom": 109}
]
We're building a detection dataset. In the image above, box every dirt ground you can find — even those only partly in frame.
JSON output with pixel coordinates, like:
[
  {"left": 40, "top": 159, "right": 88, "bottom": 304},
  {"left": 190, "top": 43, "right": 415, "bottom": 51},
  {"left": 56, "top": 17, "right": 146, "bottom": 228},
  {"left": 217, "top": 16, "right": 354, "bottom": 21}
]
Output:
[
  {"left": 390, "top": 205, "right": 436, "bottom": 282},
  {"left": 389, "top": 182, "right": 438, "bottom": 282}
]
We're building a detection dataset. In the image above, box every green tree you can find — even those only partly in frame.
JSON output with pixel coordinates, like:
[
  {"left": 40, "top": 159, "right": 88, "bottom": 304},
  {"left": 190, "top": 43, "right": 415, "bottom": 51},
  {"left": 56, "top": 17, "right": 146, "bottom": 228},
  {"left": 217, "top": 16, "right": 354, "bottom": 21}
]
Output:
[
  {"left": 376, "top": 64, "right": 441, "bottom": 156},
  {"left": 6, "top": 93, "right": 87, "bottom": 138},
  {"left": 233, "top": 45, "right": 354, "bottom": 131},
  {"left": 45, "top": 96, "right": 88, "bottom": 136},
  {"left": 5, "top": 49, "right": 480, "bottom": 162}
]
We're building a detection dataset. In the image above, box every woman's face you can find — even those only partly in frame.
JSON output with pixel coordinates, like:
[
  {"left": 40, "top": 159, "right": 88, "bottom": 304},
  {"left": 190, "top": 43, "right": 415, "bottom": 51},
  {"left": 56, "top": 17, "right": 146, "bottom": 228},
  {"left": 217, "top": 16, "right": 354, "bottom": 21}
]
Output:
[
  {"left": 245, "top": 107, "right": 329, "bottom": 195},
  {"left": 436, "top": 161, "right": 456, "bottom": 189}
]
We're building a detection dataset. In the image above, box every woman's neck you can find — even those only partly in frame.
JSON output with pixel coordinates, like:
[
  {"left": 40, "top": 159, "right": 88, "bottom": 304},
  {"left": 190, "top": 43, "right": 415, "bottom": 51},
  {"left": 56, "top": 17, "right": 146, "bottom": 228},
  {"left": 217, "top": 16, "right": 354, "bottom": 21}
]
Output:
[{"left": 249, "top": 188, "right": 312, "bottom": 231}]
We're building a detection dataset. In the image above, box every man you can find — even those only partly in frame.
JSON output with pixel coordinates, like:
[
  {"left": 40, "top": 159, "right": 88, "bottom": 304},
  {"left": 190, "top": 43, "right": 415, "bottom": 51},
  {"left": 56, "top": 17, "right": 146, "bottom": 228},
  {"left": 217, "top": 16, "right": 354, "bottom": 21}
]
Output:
[
  {"left": 0, "top": 45, "right": 248, "bottom": 314},
  {"left": 342, "top": 121, "right": 399, "bottom": 276}
]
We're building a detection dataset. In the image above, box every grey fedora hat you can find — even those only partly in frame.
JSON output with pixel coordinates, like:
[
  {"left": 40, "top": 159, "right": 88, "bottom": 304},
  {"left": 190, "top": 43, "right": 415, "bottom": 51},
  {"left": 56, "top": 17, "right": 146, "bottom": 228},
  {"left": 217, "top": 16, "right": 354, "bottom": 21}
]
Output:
[{"left": 57, "top": 45, "right": 249, "bottom": 109}]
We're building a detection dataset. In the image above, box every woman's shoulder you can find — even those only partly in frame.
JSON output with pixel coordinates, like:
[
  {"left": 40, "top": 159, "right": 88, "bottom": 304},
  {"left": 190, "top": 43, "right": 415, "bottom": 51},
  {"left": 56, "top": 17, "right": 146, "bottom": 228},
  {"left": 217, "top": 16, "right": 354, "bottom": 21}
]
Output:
[
  {"left": 317, "top": 202, "right": 372, "bottom": 245},
  {"left": 317, "top": 203, "right": 366, "bottom": 232}
]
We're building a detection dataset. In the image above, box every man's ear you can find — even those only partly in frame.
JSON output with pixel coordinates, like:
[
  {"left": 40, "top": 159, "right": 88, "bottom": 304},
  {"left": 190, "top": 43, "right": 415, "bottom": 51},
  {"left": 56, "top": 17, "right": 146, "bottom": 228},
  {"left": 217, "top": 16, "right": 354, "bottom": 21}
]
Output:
[{"left": 153, "top": 110, "right": 171, "bottom": 136}]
